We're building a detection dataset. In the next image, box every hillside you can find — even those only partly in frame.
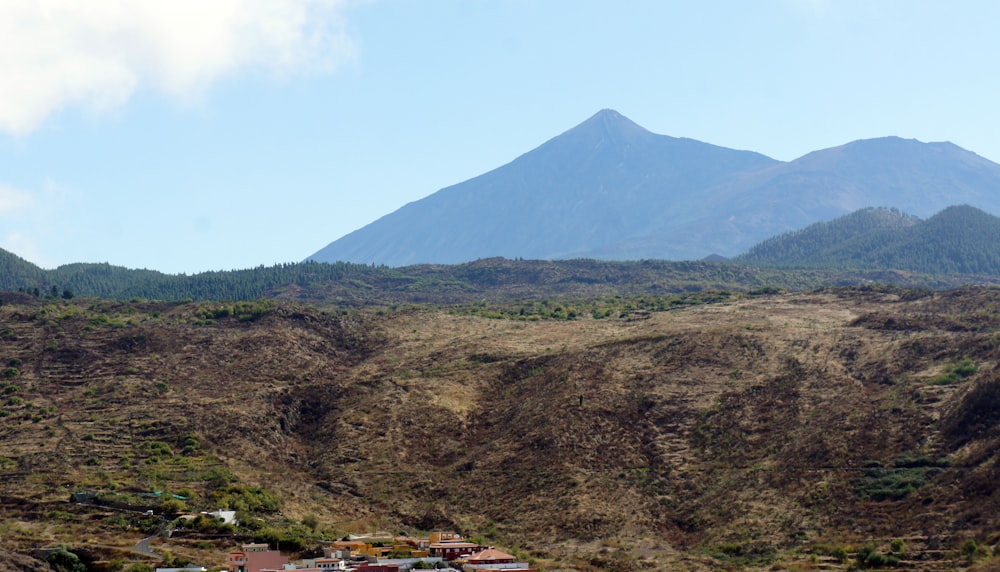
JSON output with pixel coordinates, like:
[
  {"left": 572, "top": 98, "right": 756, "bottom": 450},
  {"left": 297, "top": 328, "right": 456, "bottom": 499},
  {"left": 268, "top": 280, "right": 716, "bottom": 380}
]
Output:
[
  {"left": 739, "top": 205, "right": 1000, "bottom": 274},
  {"left": 5, "top": 288, "right": 1000, "bottom": 570},
  {"left": 307, "top": 111, "right": 1000, "bottom": 266},
  {"left": 5, "top": 246, "right": 999, "bottom": 307}
]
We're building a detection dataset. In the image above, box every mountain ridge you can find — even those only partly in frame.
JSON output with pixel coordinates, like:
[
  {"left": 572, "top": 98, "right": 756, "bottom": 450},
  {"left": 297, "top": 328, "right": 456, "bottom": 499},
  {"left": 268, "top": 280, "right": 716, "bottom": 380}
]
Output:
[
  {"left": 308, "top": 110, "right": 1000, "bottom": 266},
  {"left": 738, "top": 204, "right": 1000, "bottom": 275}
]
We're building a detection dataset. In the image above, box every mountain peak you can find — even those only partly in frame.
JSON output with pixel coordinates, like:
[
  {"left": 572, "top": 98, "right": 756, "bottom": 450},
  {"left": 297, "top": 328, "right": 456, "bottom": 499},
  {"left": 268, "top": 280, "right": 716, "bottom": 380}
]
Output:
[{"left": 565, "top": 108, "right": 653, "bottom": 143}]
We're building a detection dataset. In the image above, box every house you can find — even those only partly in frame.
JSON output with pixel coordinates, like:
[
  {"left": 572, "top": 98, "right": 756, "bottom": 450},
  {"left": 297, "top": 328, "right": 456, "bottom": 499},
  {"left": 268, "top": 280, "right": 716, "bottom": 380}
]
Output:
[
  {"left": 227, "top": 543, "right": 289, "bottom": 572},
  {"left": 393, "top": 536, "right": 430, "bottom": 551},
  {"left": 352, "top": 564, "right": 400, "bottom": 572},
  {"left": 428, "top": 541, "right": 485, "bottom": 561},
  {"left": 462, "top": 548, "right": 535, "bottom": 572},
  {"left": 428, "top": 532, "right": 463, "bottom": 544},
  {"left": 330, "top": 540, "right": 370, "bottom": 558},
  {"left": 315, "top": 557, "right": 348, "bottom": 571},
  {"left": 368, "top": 558, "right": 442, "bottom": 571},
  {"left": 467, "top": 549, "right": 514, "bottom": 566},
  {"left": 209, "top": 509, "right": 238, "bottom": 525}
]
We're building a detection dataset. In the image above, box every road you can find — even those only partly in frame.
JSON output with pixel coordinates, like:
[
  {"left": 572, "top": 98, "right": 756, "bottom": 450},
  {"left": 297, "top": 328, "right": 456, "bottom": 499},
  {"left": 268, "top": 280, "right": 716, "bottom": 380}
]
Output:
[{"left": 133, "top": 534, "right": 159, "bottom": 557}]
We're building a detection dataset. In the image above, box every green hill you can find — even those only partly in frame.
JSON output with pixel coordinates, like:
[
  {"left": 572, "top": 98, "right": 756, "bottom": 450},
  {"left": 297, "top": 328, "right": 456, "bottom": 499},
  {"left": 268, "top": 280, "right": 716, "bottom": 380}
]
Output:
[
  {"left": 2, "top": 248, "right": 997, "bottom": 306},
  {"left": 738, "top": 205, "right": 1000, "bottom": 275}
]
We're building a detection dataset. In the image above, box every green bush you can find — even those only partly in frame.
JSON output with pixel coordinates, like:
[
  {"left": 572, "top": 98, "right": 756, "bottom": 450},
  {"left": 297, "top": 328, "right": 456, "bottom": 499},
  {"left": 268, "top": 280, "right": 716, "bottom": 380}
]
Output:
[
  {"left": 161, "top": 498, "right": 188, "bottom": 516},
  {"left": 46, "top": 546, "right": 86, "bottom": 572},
  {"left": 830, "top": 546, "right": 848, "bottom": 563},
  {"left": 856, "top": 545, "right": 899, "bottom": 569},
  {"left": 931, "top": 358, "right": 977, "bottom": 385},
  {"left": 141, "top": 440, "right": 174, "bottom": 458},
  {"left": 214, "top": 485, "right": 280, "bottom": 512},
  {"left": 855, "top": 455, "right": 949, "bottom": 500}
]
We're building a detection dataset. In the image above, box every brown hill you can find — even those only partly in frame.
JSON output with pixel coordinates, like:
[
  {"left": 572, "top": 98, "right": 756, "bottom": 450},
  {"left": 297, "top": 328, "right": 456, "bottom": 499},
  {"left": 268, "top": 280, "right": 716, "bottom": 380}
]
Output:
[{"left": 2, "top": 289, "right": 1000, "bottom": 570}]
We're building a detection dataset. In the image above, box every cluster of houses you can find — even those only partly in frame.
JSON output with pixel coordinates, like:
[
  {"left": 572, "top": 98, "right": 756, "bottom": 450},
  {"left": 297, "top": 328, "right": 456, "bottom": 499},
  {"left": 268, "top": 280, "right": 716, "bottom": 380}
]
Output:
[{"left": 222, "top": 532, "right": 536, "bottom": 572}]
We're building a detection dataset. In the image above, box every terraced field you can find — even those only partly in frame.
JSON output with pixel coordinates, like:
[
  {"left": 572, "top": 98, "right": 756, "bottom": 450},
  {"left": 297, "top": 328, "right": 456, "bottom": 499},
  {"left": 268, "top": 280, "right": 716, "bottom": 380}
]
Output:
[{"left": 2, "top": 288, "right": 1000, "bottom": 571}]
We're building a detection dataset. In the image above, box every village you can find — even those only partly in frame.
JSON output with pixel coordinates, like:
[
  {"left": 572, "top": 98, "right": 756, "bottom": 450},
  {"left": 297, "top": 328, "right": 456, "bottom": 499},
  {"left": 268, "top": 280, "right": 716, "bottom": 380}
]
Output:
[{"left": 155, "top": 531, "right": 536, "bottom": 572}]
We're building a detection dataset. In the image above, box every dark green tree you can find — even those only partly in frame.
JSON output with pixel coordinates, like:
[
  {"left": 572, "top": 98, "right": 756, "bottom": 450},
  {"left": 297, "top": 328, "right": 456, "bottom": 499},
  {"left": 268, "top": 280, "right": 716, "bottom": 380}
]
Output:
[{"left": 46, "top": 546, "right": 86, "bottom": 572}]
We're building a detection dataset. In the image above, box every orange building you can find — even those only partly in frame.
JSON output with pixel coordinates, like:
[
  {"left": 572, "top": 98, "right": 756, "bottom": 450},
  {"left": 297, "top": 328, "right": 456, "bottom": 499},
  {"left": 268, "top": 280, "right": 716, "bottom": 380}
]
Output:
[{"left": 429, "top": 532, "right": 464, "bottom": 544}]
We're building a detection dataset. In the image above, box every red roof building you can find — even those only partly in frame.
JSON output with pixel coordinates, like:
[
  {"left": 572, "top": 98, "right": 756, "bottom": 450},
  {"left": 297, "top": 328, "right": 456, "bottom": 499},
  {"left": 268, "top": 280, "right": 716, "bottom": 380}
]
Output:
[{"left": 467, "top": 548, "right": 515, "bottom": 565}]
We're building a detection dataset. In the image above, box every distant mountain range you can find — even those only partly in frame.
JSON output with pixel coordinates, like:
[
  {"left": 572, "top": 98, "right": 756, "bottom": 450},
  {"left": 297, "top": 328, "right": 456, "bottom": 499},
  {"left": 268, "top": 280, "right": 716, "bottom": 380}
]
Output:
[
  {"left": 737, "top": 205, "right": 1000, "bottom": 275},
  {"left": 308, "top": 109, "right": 1000, "bottom": 266}
]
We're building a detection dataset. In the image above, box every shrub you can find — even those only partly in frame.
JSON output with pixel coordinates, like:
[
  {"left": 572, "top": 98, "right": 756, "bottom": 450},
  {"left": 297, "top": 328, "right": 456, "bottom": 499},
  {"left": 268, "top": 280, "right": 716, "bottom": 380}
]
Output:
[
  {"left": 142, "top": 440, "right": 174, "bottom": 458},
  {"left": 855, "top": 455, "right": 949, "bottom": 500},
  {"left": 830, "top": 546, "right": 848, "bottom": 563},
  {"left": 161, "top": 498, "right": 188, "bottom": 516},
  {"left": 180, "top": 434, "right": 200, "bottom": 456},
  {"left": 46, "top": 546, "right": 86, "bottom": 572},
  {"left": 853, "top": 544, "right": 901, "bottom": 569},
  {"left": 931, "top": 358, "right": 977, "bottom": 385},
  {"left": 302, "top": 514, "right": 319, "bottom": 532}
]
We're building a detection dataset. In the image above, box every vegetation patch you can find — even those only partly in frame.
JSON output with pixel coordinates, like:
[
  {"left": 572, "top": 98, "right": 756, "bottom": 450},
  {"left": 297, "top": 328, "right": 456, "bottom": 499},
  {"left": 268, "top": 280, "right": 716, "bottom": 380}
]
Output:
[
  {"left": 700, "top": 541, "right": 777, "bottom": 568},
  {"left": 930, "top": 358, "right": 978, "bottom": 385},
  {"left": 855, "top": 454, "right": 950, "bottom": 500},
  {"left": 452, "top": 291, "right": 736, "bottom": 321},
  {"left": 856, "top": 544, "right": 901, "bottom": 569}
]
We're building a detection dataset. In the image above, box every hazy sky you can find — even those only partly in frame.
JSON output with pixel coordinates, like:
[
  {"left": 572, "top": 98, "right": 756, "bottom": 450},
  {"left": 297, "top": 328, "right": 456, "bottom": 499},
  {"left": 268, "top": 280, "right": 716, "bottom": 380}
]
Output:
[{"left": 2, "top": 0, "right": 999, "bottom": 274}]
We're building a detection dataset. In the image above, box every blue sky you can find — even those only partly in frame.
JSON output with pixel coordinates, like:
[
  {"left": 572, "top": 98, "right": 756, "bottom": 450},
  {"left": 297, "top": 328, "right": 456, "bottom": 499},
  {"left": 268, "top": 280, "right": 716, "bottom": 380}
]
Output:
[{"left": 1, "top": 0, "right": 999, "bottom": 274}]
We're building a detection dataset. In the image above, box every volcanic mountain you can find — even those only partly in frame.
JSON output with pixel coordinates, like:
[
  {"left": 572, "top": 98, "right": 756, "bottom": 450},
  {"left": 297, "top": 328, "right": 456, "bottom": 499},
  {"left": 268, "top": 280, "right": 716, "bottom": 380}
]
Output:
[{"left": 308, "top": 110, "right": 1000, "bottom": 266}]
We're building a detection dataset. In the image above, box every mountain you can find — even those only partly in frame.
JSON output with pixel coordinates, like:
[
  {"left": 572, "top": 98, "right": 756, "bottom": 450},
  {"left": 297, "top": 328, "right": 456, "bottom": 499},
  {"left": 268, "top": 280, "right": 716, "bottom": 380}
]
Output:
[
  {"left": 308, "top": 111, "right": 1000, "bottom": 266},
  {"left": 695, "top": 138, "right": 1000, "bottom": 254},
  {"left": 738, "top": 205, "right": 1000, "bottom": 274},
  {"left": 308, "top": 109, "right": 778, "bottom": 266}
]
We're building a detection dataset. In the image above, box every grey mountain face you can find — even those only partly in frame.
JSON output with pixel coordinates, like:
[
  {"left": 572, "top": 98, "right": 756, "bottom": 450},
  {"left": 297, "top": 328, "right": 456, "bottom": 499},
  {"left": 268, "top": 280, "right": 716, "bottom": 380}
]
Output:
[{"left": 307, "top": 109, "right": 1000, "bottom": 266}]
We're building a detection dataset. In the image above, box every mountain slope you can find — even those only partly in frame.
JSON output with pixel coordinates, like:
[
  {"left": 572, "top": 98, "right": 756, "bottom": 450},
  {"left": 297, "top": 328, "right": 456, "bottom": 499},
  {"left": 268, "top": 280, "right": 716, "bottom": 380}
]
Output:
[
  {"left": 308, "top": 109, "right": 778, "bottom": 266},
  {"left": 739, "top": 205, "right": 1000, "bottom": 274},
  {"left": 693, "top": 138, "right": 1000, "bottom": 255},
  {"left": 308, "top": 112, "right": 1000, "bottom": 266},
  {"left": 6, "top": 289, "right": 1000, "bottom": 570},
  {"left": 0, "top": 248, "right": 46, "bottom": 292}
]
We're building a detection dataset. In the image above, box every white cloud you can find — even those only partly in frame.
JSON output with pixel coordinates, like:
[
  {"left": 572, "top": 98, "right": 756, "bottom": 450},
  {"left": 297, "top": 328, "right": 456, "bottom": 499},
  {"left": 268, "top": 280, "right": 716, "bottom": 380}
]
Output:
[{"left": 0, "top": 0, "right": 357, "bottom": 135}]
